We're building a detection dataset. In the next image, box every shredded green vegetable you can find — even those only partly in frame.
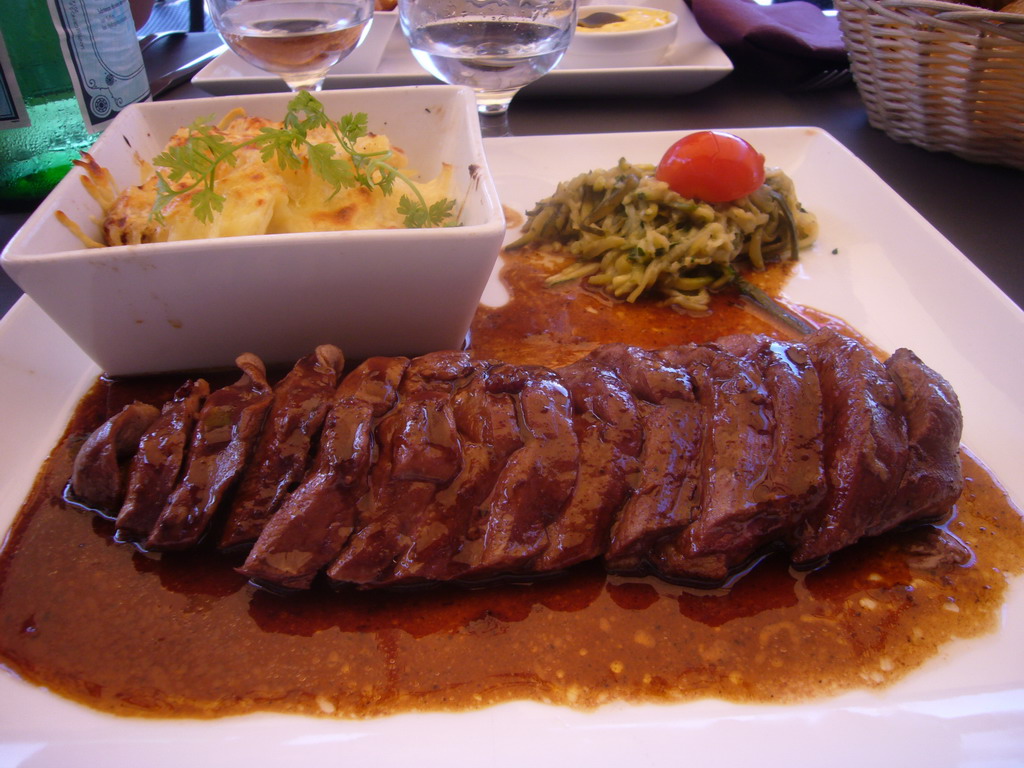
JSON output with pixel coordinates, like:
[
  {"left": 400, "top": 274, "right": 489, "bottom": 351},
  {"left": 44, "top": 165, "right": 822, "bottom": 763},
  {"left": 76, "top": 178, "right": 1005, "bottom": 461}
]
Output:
[{"left": 508, "top": 158, "right": 817, "bottom": 312}]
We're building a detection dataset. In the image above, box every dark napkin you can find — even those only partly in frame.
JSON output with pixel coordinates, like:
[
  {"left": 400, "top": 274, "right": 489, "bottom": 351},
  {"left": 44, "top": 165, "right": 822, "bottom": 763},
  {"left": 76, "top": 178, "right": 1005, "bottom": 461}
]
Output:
[{"left": 688, "top": 0, "right": 847, "bottom": 83}]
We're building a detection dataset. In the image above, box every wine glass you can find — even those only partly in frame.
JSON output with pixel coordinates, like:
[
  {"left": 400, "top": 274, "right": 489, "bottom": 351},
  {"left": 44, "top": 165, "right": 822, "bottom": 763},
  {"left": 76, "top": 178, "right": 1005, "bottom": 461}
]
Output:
[
  {"left": 398, "top": 0, "right": 577, "bottom": 135},
  {"left": 207, "top": 0, "right": 375, "bottom": 91}
]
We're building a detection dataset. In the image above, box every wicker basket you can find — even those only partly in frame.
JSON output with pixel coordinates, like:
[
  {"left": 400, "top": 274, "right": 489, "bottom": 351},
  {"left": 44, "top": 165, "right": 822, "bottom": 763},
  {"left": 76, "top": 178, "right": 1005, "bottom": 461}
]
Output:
[{"left": 834, "top": 0, "right": 1024, "bottom": 170}]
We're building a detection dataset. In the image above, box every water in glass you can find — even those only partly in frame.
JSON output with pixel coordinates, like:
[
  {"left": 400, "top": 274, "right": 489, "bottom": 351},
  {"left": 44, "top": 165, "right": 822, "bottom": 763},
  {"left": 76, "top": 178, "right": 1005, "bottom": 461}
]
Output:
[
  {"left": 400, "top": 0, "right": 576, "bottom": 119},
  {"left": 407, "top": 17, "right": 572, "bottom": 112}
]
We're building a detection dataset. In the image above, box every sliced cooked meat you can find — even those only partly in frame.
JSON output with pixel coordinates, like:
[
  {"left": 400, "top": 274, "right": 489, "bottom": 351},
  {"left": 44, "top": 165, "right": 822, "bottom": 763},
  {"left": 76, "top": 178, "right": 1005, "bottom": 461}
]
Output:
[
  {"left": 393, "top": 364, "right": 523, "bottom": 583},
  {"left": 792, "top": 328, "right": 909, "bottom": 564},
  {"left": 326, "top": 353, "right": 473, "bottom": 585},
  {"left": 219, "top": 345, "right": 345, "bottom": 550},
  {"left": 723, "top": 341, "right": 825, "bottom": 540},
  {"left": 239, "top": 356, "right": 409, "bottom": 589},
  {"left": 647, "top": 344, "right": 772, "bottom": 582},
  {"left": 534, "top": 359, "right": 643, "bottom": 572},
  {"left": 145, "top": 354, "right": 273, "bottom": 551},
  {"left": 472, "top": 364, "right": 579, "bottom": 574},
  {"left": 397, "top": 351, "right": 480, "bottom": 397},
  {"left": 880, "top": 347, "right": 963, "bottom": 531},
  {"left": 240, "top": 397, "right": 374, "bottom": 589},
  {"left": 587, "top": 344, "right": 702, "bottom": 571},
  {"left": 326, "top": 396, "right": 461, "bottom": 585},
  {"left": 69, "top": 333, "right": 965, "bottom": 593},
  {"left": 69, "top": 401, "right": 161, "bottom": 514},
  {"left": 652, "top": 338, "right": 826, "bottom": 583},
  {"left": 115, "top": 379, "right": 209, "bottom": 542},
  {"left": 744, "top": 339, "right": 826, "bottom": 538},
  {"left": 336, "top": 354, "right": 411, "bottom": 403}
]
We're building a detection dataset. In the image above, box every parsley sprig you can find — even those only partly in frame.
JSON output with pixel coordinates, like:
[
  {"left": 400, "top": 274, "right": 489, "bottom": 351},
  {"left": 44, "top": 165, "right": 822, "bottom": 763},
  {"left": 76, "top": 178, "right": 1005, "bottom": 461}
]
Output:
[{"left": 151, "top": 91, "right": 456, "bottom": 228}]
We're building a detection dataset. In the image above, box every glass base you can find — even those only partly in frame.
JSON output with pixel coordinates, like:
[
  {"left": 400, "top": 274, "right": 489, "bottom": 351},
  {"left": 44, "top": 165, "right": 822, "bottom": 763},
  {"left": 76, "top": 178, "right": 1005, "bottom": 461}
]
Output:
[
  {"left": 282, "top": 74, "right": 327, "bottom": 92},
  {"left": 474, "top": 88, "right": 518, "bottom": 116},
  {"left": 477, "top": 101, "right": 510, "bottom": 116},
  {"left": 479, "top": 110, "right": 511, "bottom": 138},
  {"left": 474, "top": 90, "right": 517, "bottom": 137}
]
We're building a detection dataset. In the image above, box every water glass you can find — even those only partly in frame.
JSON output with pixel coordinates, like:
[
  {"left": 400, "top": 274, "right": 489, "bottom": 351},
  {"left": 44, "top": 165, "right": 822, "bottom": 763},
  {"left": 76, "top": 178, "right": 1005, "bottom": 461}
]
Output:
[{"left": 398, "top": 0, "right": 577, "bottom": 119}]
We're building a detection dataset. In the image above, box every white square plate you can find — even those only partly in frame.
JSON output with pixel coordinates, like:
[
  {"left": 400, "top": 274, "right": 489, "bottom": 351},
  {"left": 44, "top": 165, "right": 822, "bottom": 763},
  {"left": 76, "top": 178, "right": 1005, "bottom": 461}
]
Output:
[{"left": 1, "top": 127, "right": 1022, "bottom": 767}]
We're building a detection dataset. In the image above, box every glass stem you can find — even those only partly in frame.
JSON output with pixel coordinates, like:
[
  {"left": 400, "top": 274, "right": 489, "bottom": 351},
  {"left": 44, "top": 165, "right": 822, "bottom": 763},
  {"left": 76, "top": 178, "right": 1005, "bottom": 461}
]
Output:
[{"left": 479, "top": 109, "right": 512, "bottom": 138}]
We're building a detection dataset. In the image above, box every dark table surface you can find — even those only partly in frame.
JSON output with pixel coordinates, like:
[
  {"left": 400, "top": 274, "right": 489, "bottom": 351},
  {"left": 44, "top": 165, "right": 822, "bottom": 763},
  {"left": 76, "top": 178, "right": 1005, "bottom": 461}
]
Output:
[{"left": 2, "top": 31, "right": 1022, "bottom": 321}]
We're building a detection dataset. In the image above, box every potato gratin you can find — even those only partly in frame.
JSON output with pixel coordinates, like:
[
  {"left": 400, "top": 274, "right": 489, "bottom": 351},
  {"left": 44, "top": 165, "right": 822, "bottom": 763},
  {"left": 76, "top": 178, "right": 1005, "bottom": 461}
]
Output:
[{"left": 62, "top": 110, "right": 453, "bottom": 246}]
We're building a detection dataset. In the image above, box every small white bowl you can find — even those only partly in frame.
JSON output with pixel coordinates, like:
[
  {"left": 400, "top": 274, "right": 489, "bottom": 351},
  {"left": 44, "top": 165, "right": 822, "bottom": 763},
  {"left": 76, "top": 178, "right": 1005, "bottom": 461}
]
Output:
[
  {"left": 0, "top": 86, "right": 505, "bottom": 377},
  {"left": 561, "top": 4, "right": 679, "bottom": 69}
]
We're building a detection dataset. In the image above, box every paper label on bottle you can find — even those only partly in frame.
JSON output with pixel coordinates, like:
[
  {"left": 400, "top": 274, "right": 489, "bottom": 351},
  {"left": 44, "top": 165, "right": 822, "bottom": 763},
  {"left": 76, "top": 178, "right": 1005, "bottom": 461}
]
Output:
[
  {"left": 0, "top": 32, "right": 30, "bottom": 129},
  {"left": 47, "top": 0, "right": 151, "bottom": 132}
]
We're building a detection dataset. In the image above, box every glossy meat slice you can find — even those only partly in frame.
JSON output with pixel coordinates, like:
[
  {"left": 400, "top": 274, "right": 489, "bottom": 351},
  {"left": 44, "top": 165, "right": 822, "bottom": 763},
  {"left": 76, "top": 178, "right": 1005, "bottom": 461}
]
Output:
[
  {"left": 325, "top": 396, "right": 460, "bottom": 584},
  {"left": 534, "top": 359, "right": 643, "bottom": 572},
  {"left": 744, "top": 338, "right": 826, "bottom": 539},
  {"left": 69, "top": 401, "right": 161, "bottom": 514},
  {"left": 145, "top": 355, "right": 273, "bottom": 551},
  {"left": 115, "top": 379, "right": 209, "bottom": 542},
  {"left": 335, "top": 355, "right": 410, "bottom": 403},
  {"left": 239, "top": 356, "right": 409, "bottom": 589},
  {"left": 879, "top": 347, "right": 963, "bottom": 531},
  {"left": 219, "top": 345, "right": 345, "bottom": 550},
  {"left": 470, "top": 364, "right": 579, "bottom": 574},
  {"left": 642, "top": 344, "right": 769, "bottom": 582},
  {"left": 586, "top": 344, "right": 702, "bottom": 572},
  {"left": 326, "top": 352, "right": 473, "bottom": 585},
  {"left": 390, "top": 364, "right": 523, "bottom": 583},
  {"left": 398, "top": 351, "right": 480, "bottom": 399},
  {"left": 654, "top": 339, "right": 827, "bottom": 582},
  {"left": 791, "top": 328, "right": 909, "bottom": 564},
  {"left": 241, "top": 397, "right": 374, "bottom": 589}
]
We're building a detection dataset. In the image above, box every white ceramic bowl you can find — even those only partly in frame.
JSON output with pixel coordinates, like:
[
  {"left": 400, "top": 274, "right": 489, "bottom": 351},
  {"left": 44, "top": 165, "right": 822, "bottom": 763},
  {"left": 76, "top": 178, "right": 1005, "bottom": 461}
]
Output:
[
  {"left": 561, "top": 4, "right": 679, "bottom": 69},
  {"left": 0, "top": 86, "right": 505, "bottom": 377}
]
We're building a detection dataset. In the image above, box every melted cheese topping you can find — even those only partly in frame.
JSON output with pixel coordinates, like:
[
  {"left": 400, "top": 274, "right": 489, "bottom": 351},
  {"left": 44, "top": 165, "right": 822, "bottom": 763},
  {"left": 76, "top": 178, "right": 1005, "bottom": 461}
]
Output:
[{"left": 75, "top": 114, "right": 453, "bottom": 247}]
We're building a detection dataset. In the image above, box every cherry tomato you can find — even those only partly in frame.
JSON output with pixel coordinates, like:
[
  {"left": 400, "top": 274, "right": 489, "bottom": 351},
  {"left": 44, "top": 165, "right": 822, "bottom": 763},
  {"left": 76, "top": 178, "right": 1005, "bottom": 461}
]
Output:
[{"left": 654, "top": 131, "right": 766, "bottom": 203}]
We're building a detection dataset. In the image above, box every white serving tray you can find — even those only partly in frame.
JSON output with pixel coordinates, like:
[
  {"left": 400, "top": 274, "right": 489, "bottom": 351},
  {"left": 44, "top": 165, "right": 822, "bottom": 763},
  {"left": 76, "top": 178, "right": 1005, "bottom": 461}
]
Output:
[{"left": 193, "top": 0, "right": 733, "bottom": 97}]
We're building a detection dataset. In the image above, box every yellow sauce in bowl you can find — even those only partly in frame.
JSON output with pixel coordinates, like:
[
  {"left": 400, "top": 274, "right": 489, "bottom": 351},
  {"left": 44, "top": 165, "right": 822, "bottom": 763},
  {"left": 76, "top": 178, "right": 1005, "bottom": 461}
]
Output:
[{"left": 577, "top": 7, "right": 674, "bottom": 33}]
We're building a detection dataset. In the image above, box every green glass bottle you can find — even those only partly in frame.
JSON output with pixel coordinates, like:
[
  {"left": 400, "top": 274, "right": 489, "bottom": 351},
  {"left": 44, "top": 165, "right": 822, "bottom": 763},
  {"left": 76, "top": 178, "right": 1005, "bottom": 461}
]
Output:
[{"left": 0, "top": 0, "right": 151, "bottom": 208}]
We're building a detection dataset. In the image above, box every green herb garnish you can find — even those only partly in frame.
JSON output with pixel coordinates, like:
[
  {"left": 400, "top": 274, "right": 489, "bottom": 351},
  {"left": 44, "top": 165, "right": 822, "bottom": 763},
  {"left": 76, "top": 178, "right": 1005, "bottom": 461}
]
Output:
[{"left": 150, "top": 91, "right": 456, "bottom": 229}]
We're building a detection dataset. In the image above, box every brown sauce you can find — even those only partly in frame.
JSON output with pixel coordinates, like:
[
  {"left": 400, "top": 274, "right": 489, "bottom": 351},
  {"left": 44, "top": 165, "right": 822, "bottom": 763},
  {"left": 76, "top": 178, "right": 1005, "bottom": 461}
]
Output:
[{"left": 0, "top": 248, "right": 1022, "bottom": 719}]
